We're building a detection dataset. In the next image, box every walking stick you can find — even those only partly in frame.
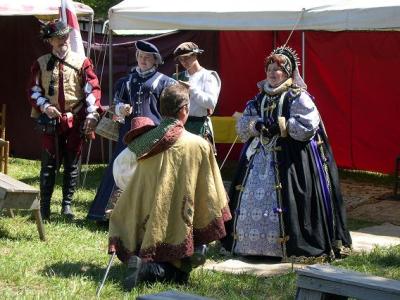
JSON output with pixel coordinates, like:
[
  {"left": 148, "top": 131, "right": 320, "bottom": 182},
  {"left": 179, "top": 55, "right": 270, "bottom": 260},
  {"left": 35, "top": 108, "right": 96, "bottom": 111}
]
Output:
[
  {"left": 55, "top": 134, "right": 60, "bottom": 176},
  {"left": 76, "top": 154, "right": 83, "bottom": 188},
  {"left": 81, "top": 139, "right": 93, "bottom": 189},
  {"left": 96, "top": 252, "right": 116, "bottom": 298},
  {"left": 219, "top": 135, "right": 238, "bottom": 171},
  {"left": 219, "top": 112, "right": 242, "bottom": 170}
]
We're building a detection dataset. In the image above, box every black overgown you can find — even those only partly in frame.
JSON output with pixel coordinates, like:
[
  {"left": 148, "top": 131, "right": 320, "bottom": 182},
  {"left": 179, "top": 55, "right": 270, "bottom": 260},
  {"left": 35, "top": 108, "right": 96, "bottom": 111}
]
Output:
[{"left": 221, "top": 90, "right": 352, "bottom": 258}]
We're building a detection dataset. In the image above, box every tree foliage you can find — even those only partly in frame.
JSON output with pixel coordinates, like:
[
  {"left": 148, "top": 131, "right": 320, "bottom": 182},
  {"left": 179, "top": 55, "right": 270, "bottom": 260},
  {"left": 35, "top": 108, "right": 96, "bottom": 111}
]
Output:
[{"left": 77, "top": 0, "right": 121, "bottom": 19}]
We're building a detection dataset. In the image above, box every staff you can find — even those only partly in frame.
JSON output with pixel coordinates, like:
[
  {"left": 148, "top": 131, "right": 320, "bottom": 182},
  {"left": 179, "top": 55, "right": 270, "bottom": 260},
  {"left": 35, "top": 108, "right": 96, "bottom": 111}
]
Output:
[{"left": 96, "top": 252, "right": 116, "bottom": 298}]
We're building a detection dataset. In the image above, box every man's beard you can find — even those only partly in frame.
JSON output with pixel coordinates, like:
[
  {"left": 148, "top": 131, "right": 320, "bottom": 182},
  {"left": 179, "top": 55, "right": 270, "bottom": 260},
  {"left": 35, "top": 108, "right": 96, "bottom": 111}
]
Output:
[{"left": 53, "top": 45, "right": 69, "bottom": 59}]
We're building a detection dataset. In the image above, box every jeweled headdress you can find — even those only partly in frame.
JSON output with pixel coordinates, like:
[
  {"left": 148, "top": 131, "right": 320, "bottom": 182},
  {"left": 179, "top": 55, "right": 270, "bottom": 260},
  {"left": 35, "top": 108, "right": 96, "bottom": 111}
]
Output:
[
  {"left": 267, "top": 46, "right": 307, "bottom": 89},
  {"left": 268, "top": 46, "right": 300, "bottom": 77}
]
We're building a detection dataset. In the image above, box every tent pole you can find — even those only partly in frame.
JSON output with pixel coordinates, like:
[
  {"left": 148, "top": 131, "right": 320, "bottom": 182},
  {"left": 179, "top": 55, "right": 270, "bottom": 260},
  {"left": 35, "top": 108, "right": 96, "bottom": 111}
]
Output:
[
  {"left": 86, "top": 13, "right": 94, "bottom": 58},
  {"left": 108, "top": 29, "right": 113, "bottom": 162},
  {"left": 302, "top": 31, "right": 305, "bottom": 81}
]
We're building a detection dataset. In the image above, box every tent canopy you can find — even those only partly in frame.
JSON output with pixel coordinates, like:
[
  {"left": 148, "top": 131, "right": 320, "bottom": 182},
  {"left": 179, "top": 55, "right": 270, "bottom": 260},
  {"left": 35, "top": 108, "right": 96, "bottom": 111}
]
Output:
[
  {"left": 106, "top": 0, "right": 400, "bottom": 174},
  {"left": 108, "top": 0, "right": 400, "bottom": 31},
  {"left": 0, "top": 0, "right": 93, "bottom": 16}
]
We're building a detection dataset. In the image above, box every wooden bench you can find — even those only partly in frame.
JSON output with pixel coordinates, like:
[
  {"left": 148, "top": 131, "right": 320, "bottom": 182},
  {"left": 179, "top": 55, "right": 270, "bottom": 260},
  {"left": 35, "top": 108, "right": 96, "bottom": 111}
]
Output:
[
  {"left": 0, "top": 172, "right": 45, "bottom": 241},
  {"left": 296, "top": 264, "right": 400, "bottom": 300},
  {"left": 137, "top": 291, "right": 213, "bottom": 300}
]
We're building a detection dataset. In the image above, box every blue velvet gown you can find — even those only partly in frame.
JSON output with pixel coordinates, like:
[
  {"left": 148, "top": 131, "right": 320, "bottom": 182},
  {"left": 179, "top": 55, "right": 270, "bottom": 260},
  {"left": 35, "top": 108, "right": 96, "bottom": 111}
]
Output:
[{"left": 87, "top": 68, "right": 175, "bottom": 221}]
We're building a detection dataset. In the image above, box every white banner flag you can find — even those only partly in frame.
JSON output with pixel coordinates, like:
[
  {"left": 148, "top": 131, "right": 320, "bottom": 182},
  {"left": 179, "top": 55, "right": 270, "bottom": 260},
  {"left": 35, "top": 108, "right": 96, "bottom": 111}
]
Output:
[{"left": 60, "top": 0, "right": 85, "bottom": 58}]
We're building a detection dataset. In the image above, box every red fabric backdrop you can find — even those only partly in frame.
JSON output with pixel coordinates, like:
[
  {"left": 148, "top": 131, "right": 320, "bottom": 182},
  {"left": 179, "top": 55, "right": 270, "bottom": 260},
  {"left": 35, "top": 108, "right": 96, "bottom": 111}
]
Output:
[
  {"left": 218, "top": 31, "right": 400, "bottom": 174},
  {"left": 1, "top": 16, "right": 399, "bottom": 174},
  {"left": 216, "top": 31, "right": 275, "bottom": 160}
]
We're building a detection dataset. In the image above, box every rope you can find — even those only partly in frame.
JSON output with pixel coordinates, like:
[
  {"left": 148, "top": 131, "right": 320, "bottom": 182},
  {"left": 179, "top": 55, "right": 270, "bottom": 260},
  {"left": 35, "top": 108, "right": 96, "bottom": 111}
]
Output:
[
  {"left": 99, "top": 33, "right": 109, "bottom": 85},
  {"left": 219, "top": 135, "right": 239, "bottom": 171},
  {"left": 283, "top": 8, "right": 305, "bottom": 47},
  {"left": 97, "top": 28, "right": 109, "bottom": 66}
]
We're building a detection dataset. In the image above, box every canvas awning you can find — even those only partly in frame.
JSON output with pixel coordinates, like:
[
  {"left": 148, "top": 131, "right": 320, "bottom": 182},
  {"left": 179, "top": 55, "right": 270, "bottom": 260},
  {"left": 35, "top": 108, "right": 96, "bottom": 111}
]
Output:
[
  {"left": 0, "top": 0, "right": 93, "bottom": 16},
  {"left": 108, "top": 0, "right": 400, "bottom": 31},
  {"left": 104, "top": 0, "right": 400, "bottom": 173}
]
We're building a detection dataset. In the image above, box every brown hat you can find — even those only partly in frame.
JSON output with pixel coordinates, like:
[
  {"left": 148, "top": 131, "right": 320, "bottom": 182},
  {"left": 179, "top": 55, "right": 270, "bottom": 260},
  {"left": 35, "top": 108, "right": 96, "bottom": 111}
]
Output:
[
  {"left": 173, "top": 42, "right": 204, "bottom": 58},
  {"left": 123, "top": 117, "right": 157, "bottom": 144},
  {"left": 41, "top": 20, "right": 72, "bottom": 40}
]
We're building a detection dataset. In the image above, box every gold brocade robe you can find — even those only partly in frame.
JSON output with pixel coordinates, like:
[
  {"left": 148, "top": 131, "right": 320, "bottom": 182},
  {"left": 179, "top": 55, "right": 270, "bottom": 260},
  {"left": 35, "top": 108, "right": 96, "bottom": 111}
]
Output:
[{"left": 108, "top": 131, "right": 231, "bottom": 263}]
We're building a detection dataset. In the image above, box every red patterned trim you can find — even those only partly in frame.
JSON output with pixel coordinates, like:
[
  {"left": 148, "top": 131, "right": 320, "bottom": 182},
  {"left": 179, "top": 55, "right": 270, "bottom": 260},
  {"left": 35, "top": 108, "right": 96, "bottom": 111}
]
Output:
[
  {"left": 221, "top": 205, "right": 232, "bottom": 222},
  {"left": 108, "top": 236, "right": 137, "bottom": 264},
  {"left": 139, "top": 230, "right": 194, "bottom": 262},
  {"left": 108, "top": 207, "right": 232, "bottom": 264},
  {"left": 109, "top": 232, "right": 195, "bottom": 264},
  {"left": 194, "top": 205, "right": 232, "bottom": 246}
]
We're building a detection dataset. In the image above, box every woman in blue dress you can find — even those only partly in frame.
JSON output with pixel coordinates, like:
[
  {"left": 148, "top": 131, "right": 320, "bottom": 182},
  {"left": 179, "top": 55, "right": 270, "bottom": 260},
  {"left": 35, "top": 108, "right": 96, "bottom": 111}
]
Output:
[
  {"left": 87, "top": 40, "right": 176, "bottom": 221},
  {"left": 221, "top": 46, "right": 351, "bottom": 261}
]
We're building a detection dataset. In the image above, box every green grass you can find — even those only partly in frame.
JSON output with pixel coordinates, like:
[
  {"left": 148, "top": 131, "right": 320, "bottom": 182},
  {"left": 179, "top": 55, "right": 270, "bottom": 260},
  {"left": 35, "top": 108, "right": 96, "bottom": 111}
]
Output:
[
  {"left": 339, "top": 168, "right": 394, "bottom": 187},
  {"left": 334, "top": 245, "right": 400, "bottom": 280},
  {"left": 0, "top": 158, "right": 399, "bottom": 299},
  {"left": 346, "top": 218, "right": 381, "bottom": 231}
]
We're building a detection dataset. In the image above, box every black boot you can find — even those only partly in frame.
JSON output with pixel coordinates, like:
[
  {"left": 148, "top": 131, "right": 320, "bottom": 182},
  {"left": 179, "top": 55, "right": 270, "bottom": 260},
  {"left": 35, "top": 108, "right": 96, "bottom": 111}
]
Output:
[
  {"left": 190, "top": 244, "right": 208, "bottom": 268},
  {"left": 39, "top": 151, "right": 56, "bottom": 221},
  {"left": 123, "top": 256, "right": 144, "bottom": 291},
  {"left": 123, "top": 256, "right": 167, "bottom": 291},
  {"left": 61, "top": 151, "right": 80, "bottom": 219}
]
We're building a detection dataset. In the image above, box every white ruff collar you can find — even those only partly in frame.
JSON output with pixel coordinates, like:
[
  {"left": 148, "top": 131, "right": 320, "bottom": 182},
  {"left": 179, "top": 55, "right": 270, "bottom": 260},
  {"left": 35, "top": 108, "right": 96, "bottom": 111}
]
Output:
[
  {"left": 136, "top": 66, "right": 157, "bottom": 78},
  {"left": 263, "top": 78, "right": 293, "bottom": 95}
]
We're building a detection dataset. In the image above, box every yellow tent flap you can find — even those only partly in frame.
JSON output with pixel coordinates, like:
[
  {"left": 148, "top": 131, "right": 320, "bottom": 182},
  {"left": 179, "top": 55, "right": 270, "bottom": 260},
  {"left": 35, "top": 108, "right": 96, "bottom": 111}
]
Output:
[{"left": 210, "top": 116, "right": 242, "bottom": 144}]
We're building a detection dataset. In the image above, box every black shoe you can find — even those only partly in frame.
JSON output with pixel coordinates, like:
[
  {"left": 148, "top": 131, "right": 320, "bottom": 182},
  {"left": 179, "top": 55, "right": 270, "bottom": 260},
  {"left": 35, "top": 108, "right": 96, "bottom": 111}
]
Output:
[
  {"left": 174, "top": 268, "right": 190, "bottom": 285},
  {"left": 123, "top": 256, "right": 143, "bottom": 291},
  {"left": 61, "top": 205, "right": 75, "bottom": 219},
  {"left": 190, "top": 244, "right": 208, "bottom": 267},
  {"left": 123, "top": 257, "right": 167, "bottom": 291}
]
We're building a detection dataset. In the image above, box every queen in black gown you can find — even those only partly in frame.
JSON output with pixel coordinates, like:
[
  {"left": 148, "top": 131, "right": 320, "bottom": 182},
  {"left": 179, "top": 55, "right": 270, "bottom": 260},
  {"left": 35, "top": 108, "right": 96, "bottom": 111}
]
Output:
[{"left": 221, "top": 46, "right": 352, "bottom": 261}]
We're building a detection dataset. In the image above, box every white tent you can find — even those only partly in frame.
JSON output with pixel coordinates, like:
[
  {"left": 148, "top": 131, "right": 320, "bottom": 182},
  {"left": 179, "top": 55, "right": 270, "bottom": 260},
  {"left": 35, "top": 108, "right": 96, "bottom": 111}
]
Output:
[
  {"left": 104, "top": 0, "right": 400, "bottom": 174},
  {"left": 0, "top": 0, "right": 93, "bottom": 16},
  {"left": 0, "top": 0, "right": 95, "bottom": 64},
  {"left": 108, "top": 0, "right": 400, "bottom": 31},
  {"left": 105, "top": 0, "right": 400, "bottom": 104},
  {"left": 306, "top": 0, "right": 400, "bottom": 30}
]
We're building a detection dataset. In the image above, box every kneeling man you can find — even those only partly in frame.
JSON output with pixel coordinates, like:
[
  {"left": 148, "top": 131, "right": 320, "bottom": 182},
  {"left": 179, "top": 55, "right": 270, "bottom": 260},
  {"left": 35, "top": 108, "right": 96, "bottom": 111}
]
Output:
[{"left": 108, "top": 84, "right": 231, "bottom": 290}]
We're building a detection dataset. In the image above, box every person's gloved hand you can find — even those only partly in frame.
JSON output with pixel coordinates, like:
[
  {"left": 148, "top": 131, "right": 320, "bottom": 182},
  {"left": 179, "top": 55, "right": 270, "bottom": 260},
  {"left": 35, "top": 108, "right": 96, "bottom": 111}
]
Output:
[
  {"left": 83, "top": 117, "right": 98, "bottom": 140},
  {"left": 255, "top": 118, "right": 281, "bottom": 138},
  {"left": 119, "top": 104, "right": 132, "bottom": 117},
  {"left": 264, "top": 122, "right": 281, "bottom": 138},
  {"left": 44, "top": 105, "right": 62, "bottom": 119},
  {"left": 255, "top": 119, "right": 266, "bottom": 132}
]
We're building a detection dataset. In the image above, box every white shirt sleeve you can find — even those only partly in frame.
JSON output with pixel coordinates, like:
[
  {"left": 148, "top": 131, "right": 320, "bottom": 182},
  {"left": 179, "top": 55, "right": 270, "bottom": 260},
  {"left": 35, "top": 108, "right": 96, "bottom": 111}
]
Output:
[
  {"left": 188, "top": 70, "right": 221, "bottom": 116},
  {"left": 112, "top": 147, "right": 138, "bottom": 190}
]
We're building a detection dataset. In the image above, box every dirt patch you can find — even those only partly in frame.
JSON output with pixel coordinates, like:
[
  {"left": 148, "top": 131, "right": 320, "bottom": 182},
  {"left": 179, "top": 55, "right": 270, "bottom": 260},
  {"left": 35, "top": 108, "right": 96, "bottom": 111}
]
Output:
[
  {"left": 341, "top": 178, "right": 400, "bottom": 225},
  {"left": 224, "top": 178, "right": 400, "bottom": 225}
]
